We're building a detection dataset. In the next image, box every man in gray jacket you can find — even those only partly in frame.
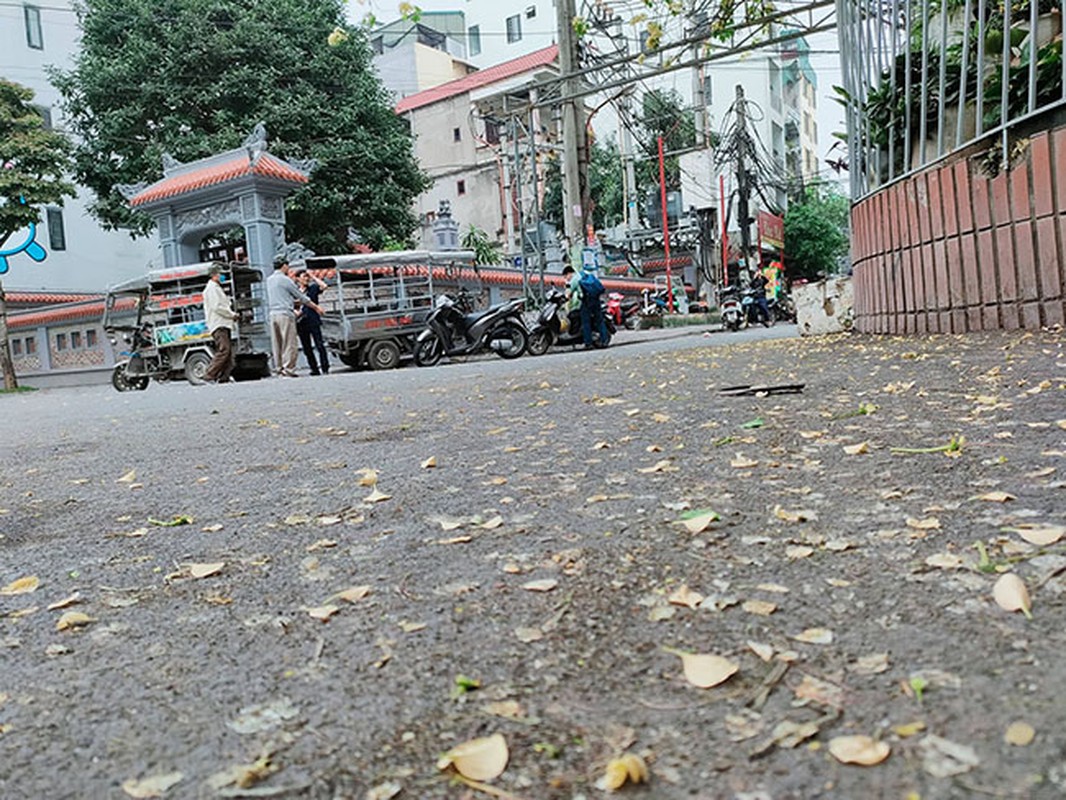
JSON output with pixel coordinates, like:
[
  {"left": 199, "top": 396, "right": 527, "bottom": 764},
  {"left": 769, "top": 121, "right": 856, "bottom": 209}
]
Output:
[
  {"left": 202, "top": 264, "right": 238, "bottom": 383},
  {"left": 267, "top": 258, "right": 324, "bottom": 377}
]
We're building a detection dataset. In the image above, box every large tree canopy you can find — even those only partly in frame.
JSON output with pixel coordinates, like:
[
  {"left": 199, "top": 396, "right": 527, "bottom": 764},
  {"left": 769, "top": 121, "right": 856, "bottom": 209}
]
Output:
[
  {"left": 783, "top": 183, "right": 850, "bottom": 282},
  {"left": 0, "top": 79, "right": 75, "bottom": 390},
  {"left": 51, "top": 0, "right": 429, "bottom": 253}
]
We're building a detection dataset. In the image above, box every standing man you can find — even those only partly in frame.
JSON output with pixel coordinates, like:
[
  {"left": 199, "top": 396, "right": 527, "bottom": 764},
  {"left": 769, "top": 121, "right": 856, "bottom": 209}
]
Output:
[
  {"left": 266, "top": 258, "right": 324, "bottom": 377},
  {"left": 749, "top": 269, "right": 771, "bottom": 327},
  {"left": 202, "top": 264, "right": 238, "bottom": 384},
  {"left": 294, "top": 268, "right": 330, "bottom": 376},
  {"left": 577, "top": 266, "right": 610, "bottom": 348}
]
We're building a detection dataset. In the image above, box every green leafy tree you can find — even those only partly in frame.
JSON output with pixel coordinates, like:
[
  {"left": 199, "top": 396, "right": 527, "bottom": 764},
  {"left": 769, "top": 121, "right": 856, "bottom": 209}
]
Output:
[
  {"left": 543, "top": 137, "right": 624, "bottom": 230},
  {"left": 634, "top": 88, "right": 695, "bottom": 193},
  {"left": 460, "top": 224, "right": 503, "bottom": 265},
  {"left": 783, "top": 183, "right": 850, "bottom": 281},
  {"left": 0, "top": 81, "right": 75, "bottom": 390},
  {"left": 51, "top": 0, "right": 429, "bottom": 254}
]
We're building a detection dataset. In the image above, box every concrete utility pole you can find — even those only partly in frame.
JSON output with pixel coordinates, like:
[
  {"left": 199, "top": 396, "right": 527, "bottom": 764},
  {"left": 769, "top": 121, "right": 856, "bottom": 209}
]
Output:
[
  {"left": 555, "top": 0, "right": 590, "bottom": 248},
  {"left": 734, "top": 85, "right": 754, "bottom": 276}
]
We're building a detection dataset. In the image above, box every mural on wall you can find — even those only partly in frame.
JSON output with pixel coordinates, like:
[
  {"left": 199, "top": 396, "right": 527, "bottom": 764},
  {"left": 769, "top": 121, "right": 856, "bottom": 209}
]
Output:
[{"left": 0, "top": 196, "right": 48, "bottom": 274}]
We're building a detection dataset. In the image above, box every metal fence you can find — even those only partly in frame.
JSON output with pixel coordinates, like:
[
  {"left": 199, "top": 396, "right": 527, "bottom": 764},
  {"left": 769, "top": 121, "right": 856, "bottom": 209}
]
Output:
[{"left": 837, "top": 0, "right": 1066, "bottom": 198}]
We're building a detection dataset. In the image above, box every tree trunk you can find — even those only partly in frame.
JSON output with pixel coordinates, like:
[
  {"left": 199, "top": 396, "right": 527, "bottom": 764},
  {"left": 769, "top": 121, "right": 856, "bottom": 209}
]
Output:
[{"left": 0, "top": 279, "right": 19, "bottom": 391}]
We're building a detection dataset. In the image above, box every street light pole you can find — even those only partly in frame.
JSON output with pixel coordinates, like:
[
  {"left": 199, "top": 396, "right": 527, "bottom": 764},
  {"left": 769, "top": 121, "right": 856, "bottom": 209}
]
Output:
[{"left": 555, "top": 0, "right": 589, "bottom": 249}]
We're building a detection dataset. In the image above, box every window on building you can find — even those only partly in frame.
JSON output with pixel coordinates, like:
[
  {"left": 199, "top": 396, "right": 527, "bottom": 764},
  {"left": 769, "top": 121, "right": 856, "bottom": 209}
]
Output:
[
  {"left": 56, "top": 333, "right": 67, "bottom": 351},
  {"left": 11, "top": 339, "right": 22, "bottom": 356},
  {"left": 526, "top": 5, "right": 536, "bottom": 18},
  {"left": 468, "top": 25, "right": 481, "bottom": 56},
  {"left": 86, "top": 329, "right": 97, "bottom": 348},
  {"left": 453, "top": 127, "right": 462, "bottom": 142},
  {"left": 47, "top": 208, "right": 66, "bottom": 251},
  {"left": 506, "top": 14, "right": 522, "bottom": 43},
  {"left": 25, "top": 337, "right": 36, "bottom": 354},
  {"left": 457, "top": 180, "right": 466, "bottom": 196},
  {"left": 24, "top": 5, "right": 43, "bottom": 50},
  {"left": 70, "top": 331, "right": 82, "bottom": 349}
]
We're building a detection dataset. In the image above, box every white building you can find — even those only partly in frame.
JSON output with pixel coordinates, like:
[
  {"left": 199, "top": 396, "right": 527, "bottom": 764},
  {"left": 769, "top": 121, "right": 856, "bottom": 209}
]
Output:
[{"left": 0, "top": 1, "right": 158, "bottom": 292}]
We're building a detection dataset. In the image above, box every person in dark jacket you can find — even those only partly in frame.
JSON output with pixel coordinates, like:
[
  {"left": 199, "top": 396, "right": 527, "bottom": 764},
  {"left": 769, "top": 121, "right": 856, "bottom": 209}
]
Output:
[{"left": 294, "top": 268, "right": 330, "bottom": 375}]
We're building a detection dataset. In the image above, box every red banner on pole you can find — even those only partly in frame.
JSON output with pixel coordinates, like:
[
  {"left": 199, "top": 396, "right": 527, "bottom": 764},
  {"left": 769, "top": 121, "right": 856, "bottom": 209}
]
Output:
[{"left": 757, "top": 211, "right": 784, "bottom": 251}]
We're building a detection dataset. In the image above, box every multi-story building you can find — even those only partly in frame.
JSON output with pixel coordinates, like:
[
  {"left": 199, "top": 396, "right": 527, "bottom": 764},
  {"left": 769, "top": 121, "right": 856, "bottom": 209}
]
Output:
[
  {"left": 370, "top": 12, "right": 477, "bottom": 101},
  {"left": 0, "top": 1, "right": 159, "bottom": 292}
]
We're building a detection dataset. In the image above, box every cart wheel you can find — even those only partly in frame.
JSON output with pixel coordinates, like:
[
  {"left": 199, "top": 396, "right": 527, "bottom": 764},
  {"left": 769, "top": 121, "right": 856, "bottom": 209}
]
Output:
[
  {"left": 492, "top": 322, "right": 527, "bottom": 359},
  {"left": 184, "top": 352, "right": 211, "bottom": 385},
  {"left": 366, "top": 339, "right": 401, "bottom": 370},
  {"left": 111, "top": 364, "right": 133, "bottom": 392},
  {"left": 526, "top": 329, "right": 552, "bottom": 356},
  {"left": 413, "top": 333, "right": 444, "bottom": 367}
]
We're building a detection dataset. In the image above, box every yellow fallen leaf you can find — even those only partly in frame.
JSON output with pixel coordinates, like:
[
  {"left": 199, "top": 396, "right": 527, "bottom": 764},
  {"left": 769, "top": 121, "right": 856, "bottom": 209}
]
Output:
[
  {"left": 742, "top": 599, "right": 777, "bottom": 616},
  {"left": 1006, "top": 524, "right": 1064, "bottom": 546},
  {"left": 308, "top": 604, "right": 339, "bottom": 622},
  {"left": 925, "top": 553, "right": 964, "bottom": 569},
  {"left": 1, "top": 575, "right": 39, "bottom": 595},
  {"left": 522, "top": 578, "right": 558, "bottom": 592},
  {"left": 680, "top": 653, "right": 739, "bottom": 688},
  {"left": 651, "top": 412, "right": 670, "bottom": 423},
  {"left": 852, "top": 652, "right": 890, "bottom": 675},
  {"left": 747, "top": 641, "right": 774, "bottom": 662},
  {"left": 188, "top": 562, "right": 225, "bottom": 579},
  {"left": 421, "top": 456, "right": 437, "bottom": 469},
  {"left": 597, "top": 753, "right": 649, "bottom": 791},
  {"left": 681, "top": 511, "right": 718, "bottom": 534},
  {"left": 993, "top": 573, "right": 1032, "bottom": 618},
  {"left": 121, "top": 771, "right": 184, "bottom": 798},
  {"left": 638, "top": 459, "right": 674, "bottom": 473},
  {"left": 201, "top": 523, "right": 224, "bottom": 533},
  {"left": 668, "top": 584, "right": 704, "bottom": 609},
  {"left": 356, "top": 468, "right": 378, "bottom": 486},
  {"left": 56, "top": 611, "right": 95, "bottom": 631},
  {"left": 829, "top": 735, "right": 890, "bottom": 765},
  {"left": 756, "top": 583, "right": 790, "bottom": 593},
  {"left": 116, "top": 469, "right": 137, "bottom": 484},
  {"left": 317, "top": 515, "right": 343, "bottom": 526},
  {"left": 47, "top": 592, "right": 82, "bottom": 610},
  {"left": 399, "top": 620, "right": 426, "bottom": 633},
  {"left": 436, "top": 535, "right": 473, "bottom": 545},
  {"left": 843, "top": 442, "right": 869, "bottom": 455},
  {"left": 485, "top": 476, "right": 508, "bottom": 485},
  {"left": 335, "top": 585, "right": 371, "bottom": 603},
  {"left": 730, "top": 453, "right": 759, "bottom": 469},
  {"left": 793, "top": 627, "right": 834, "bottom": 645},
  {"left": 514, "top": 626, "right": 544, "bottom": 642},
  {"left": 479, "top": 516, "right": 504, "bottom": 529},
  {"left": 891, "top": 720, "right": 926, "bottom": 738},
  {"left": 364, "top": 488, "right": 392, "bottom": 503},
  {"left": 906, "top": 517, "right": 941, "bottom": 530},
  {"left": 786, "top": 545, "right": 814, "bottom": 560},
  {"left": 973, "top": 491, "right": 1015, "bottom": 502},
  {"left": 775, "top": 506, "right": 817, "bottom": 523},
  {"left": 437, "top": 733, "right": 509, "bottom": 781},
  {"left": 1004, "top": 721, "right": 1035, "bottom": 746}
]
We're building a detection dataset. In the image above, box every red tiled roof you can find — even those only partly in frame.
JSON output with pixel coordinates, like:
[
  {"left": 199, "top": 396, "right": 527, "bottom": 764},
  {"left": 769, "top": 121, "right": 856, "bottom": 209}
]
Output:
[
  {"left": 395, "top": 45, "right": 558, "bottom": 114},
  {"left": 8, "top": 299, "right": 126, "bottom": 329},
  {"left": 130, "top": 152, "right": 309, "bottom": 207},
  {"left": 7, "top": 291, "right": 103, "bottom": 305}
]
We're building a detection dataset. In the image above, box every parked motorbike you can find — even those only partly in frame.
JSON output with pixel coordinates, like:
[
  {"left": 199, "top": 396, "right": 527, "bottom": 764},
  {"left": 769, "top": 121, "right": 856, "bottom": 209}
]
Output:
[
  {"left": 605, "top": 292, "right": 641, "bottom": 330},
  {"left": 743, "top": 288, "right": 772, "bottom": 327},
  {"left": 768, "top": 292, "right": 796, "bottom": 323},
  {"left": 110, "top": 323, "right": 156, "bottom": 391},
  {"left": 526, "top": 289, "right": 615, "bottom": 355},
  {"left": 719, "top": 285, "right": 743, "bottom": 332},
  {"left": 413, "top": 290, "right": 528, "bottom": 367}
]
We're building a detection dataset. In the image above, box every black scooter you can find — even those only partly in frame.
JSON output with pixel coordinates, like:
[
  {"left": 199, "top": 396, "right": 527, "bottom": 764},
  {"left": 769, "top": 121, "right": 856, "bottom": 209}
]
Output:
[
  {"left": 526, "top": 288, "right": 615, "bottom": 355},
  {"left": 413, "top": 290, "right": 528, "bottom": 367}
]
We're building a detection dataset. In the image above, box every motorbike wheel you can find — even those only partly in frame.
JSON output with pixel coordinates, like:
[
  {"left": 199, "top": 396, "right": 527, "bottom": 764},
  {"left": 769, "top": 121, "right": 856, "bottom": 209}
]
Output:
[
  {"left": 366, "top": 339, "right": 401, "bottom": 370},
  {"left": 526, "top": 329, "right": 552, "bottom": 356},
  {"left": 413, "top": 333, "right": 444, "bottom": 367},
  {"left": 184, "top": 352, "right": 211, "bottom": 385},
  {"left": 492, "top": 322, "right": 527, "bottom": 359},
  {"left": 111, "top": 365, "right": 133, "bottom": 392}
]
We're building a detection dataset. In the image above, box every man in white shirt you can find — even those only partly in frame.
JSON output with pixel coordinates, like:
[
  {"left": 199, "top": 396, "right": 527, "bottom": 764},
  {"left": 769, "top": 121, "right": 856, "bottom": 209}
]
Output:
[
  {"left": 266, "top": 258, "right": 324, "bottom": 377},
  {"left": 202, "top": 264, "right": 238, "bottom": 383}
]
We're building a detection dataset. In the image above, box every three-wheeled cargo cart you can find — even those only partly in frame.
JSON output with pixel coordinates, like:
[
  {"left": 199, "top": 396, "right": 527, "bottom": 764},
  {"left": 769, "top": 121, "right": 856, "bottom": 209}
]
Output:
[
  {"left": 304, "top": 250, "right": 475, "bottom": 370},
  {"left": 102, "top": 262, "right": 271, "bottom": 390}
]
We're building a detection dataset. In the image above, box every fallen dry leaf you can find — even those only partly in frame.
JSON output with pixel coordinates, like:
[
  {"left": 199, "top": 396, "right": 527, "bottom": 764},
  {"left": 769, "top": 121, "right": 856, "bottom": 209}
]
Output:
[
  {"left": 335, "top": 585, "right": 371, "bottom": 603},
  {"left": 742, "top": 599, "right": 777, "bottom": 616},
  {"left": 121, "top": 771, "right": 184, "bottom": 798},
  {"left": 638, "top": 459, "right": 674, "bottom": 474},
  {"left": 307, "top": 604, "right": 339, "bottom": 622},
  {"left": 116, "top": 470, "right": 137, "bottom": 484},
  {"left": 775, "top": 507, "right": 818, "bottom": 523},
  {"left": 973, "top": 490, "right": 1015, "bottom": 502},
  {"left": 364, "top": 488, "right": 392, "bottom": 503},
  {"left": 421, "top": 456, "right": 437, "bottom": 469},
  {"left": 829, "top": 735, "right": 890, "bottom": 766},
  {"left": 482, "top": 700, "right": 524, "bottom": 719},
  {"left": 55, "top": 611, "right": 94, "bottom": 631},
  {"left": 786, "top": 545, "right": 815, "bottom": 560},
  {"left": 730, "top": 453, "right": 759, "bottom": 469},
  {"left": 514, "top": 626, "right": 544, "bottom": 643},
  {"left": 188, "top": 562, "right": 225, "bottom": 579},
  {"left": 793, "top": 628, "right": 834, "bottom": 645},
  {"left": 1006, "top": 523, "right": 1064, "bottom": 546},
  {"left": 1004, "top": 721, "right": 1035, "bottom": 746},
  {"left": 479, "top": 516, "right": 504, "bottom": 530},
  {"left": 668, "top": 584, "right": 705, "bottom": 609},
  {"left": 679, "top": 509, "right": 719, "bottom": 534},
  {"left": 46, "top": 592, "right": 82, "bottom": 611},
  {"left": 892, "top": 721, "right": 927, "bottom": 738},
  {"left": 597, "top": 752, "right": 649, "bottom": 791},
  {"left": 843, "top": 442, "right": 870, "bottom": 455},
  {"left": 521, "top": 579, "right": 558, "bottom": 593},
  {"left": 906, "top": 517, "right": 941, "bottom": 530},
  {"left": 852, "top": 652, "right": 890, "bottom": 675},
  {"left": 993, "top": 573, "right": 1032, "bottom": 618},
  {"left": 925, "top": 553, "right": 964, "bottom": 569},
  {"left": 1, "top": 576, "right": 39, "bottom": 596},
  {"left": 437, "top": 733, "right": 509, "bottom": 781},
  {"left": 356, "top": 468, "right": 378, "bottom": 486},
  {"left": 680, "top": 653, "right": 739, "bottom": 688},
  {"left": 794, "top": 674, "right": 844, "bottom": 707},
  {"left": 748, "top": 641, "right": 774, "bottom": 662}
]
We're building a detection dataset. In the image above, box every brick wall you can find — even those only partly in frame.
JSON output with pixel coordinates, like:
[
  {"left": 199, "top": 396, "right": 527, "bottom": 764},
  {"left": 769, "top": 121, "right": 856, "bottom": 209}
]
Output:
[{"left": 851, "top": 126, "right": 1066, "bottom": 333}]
